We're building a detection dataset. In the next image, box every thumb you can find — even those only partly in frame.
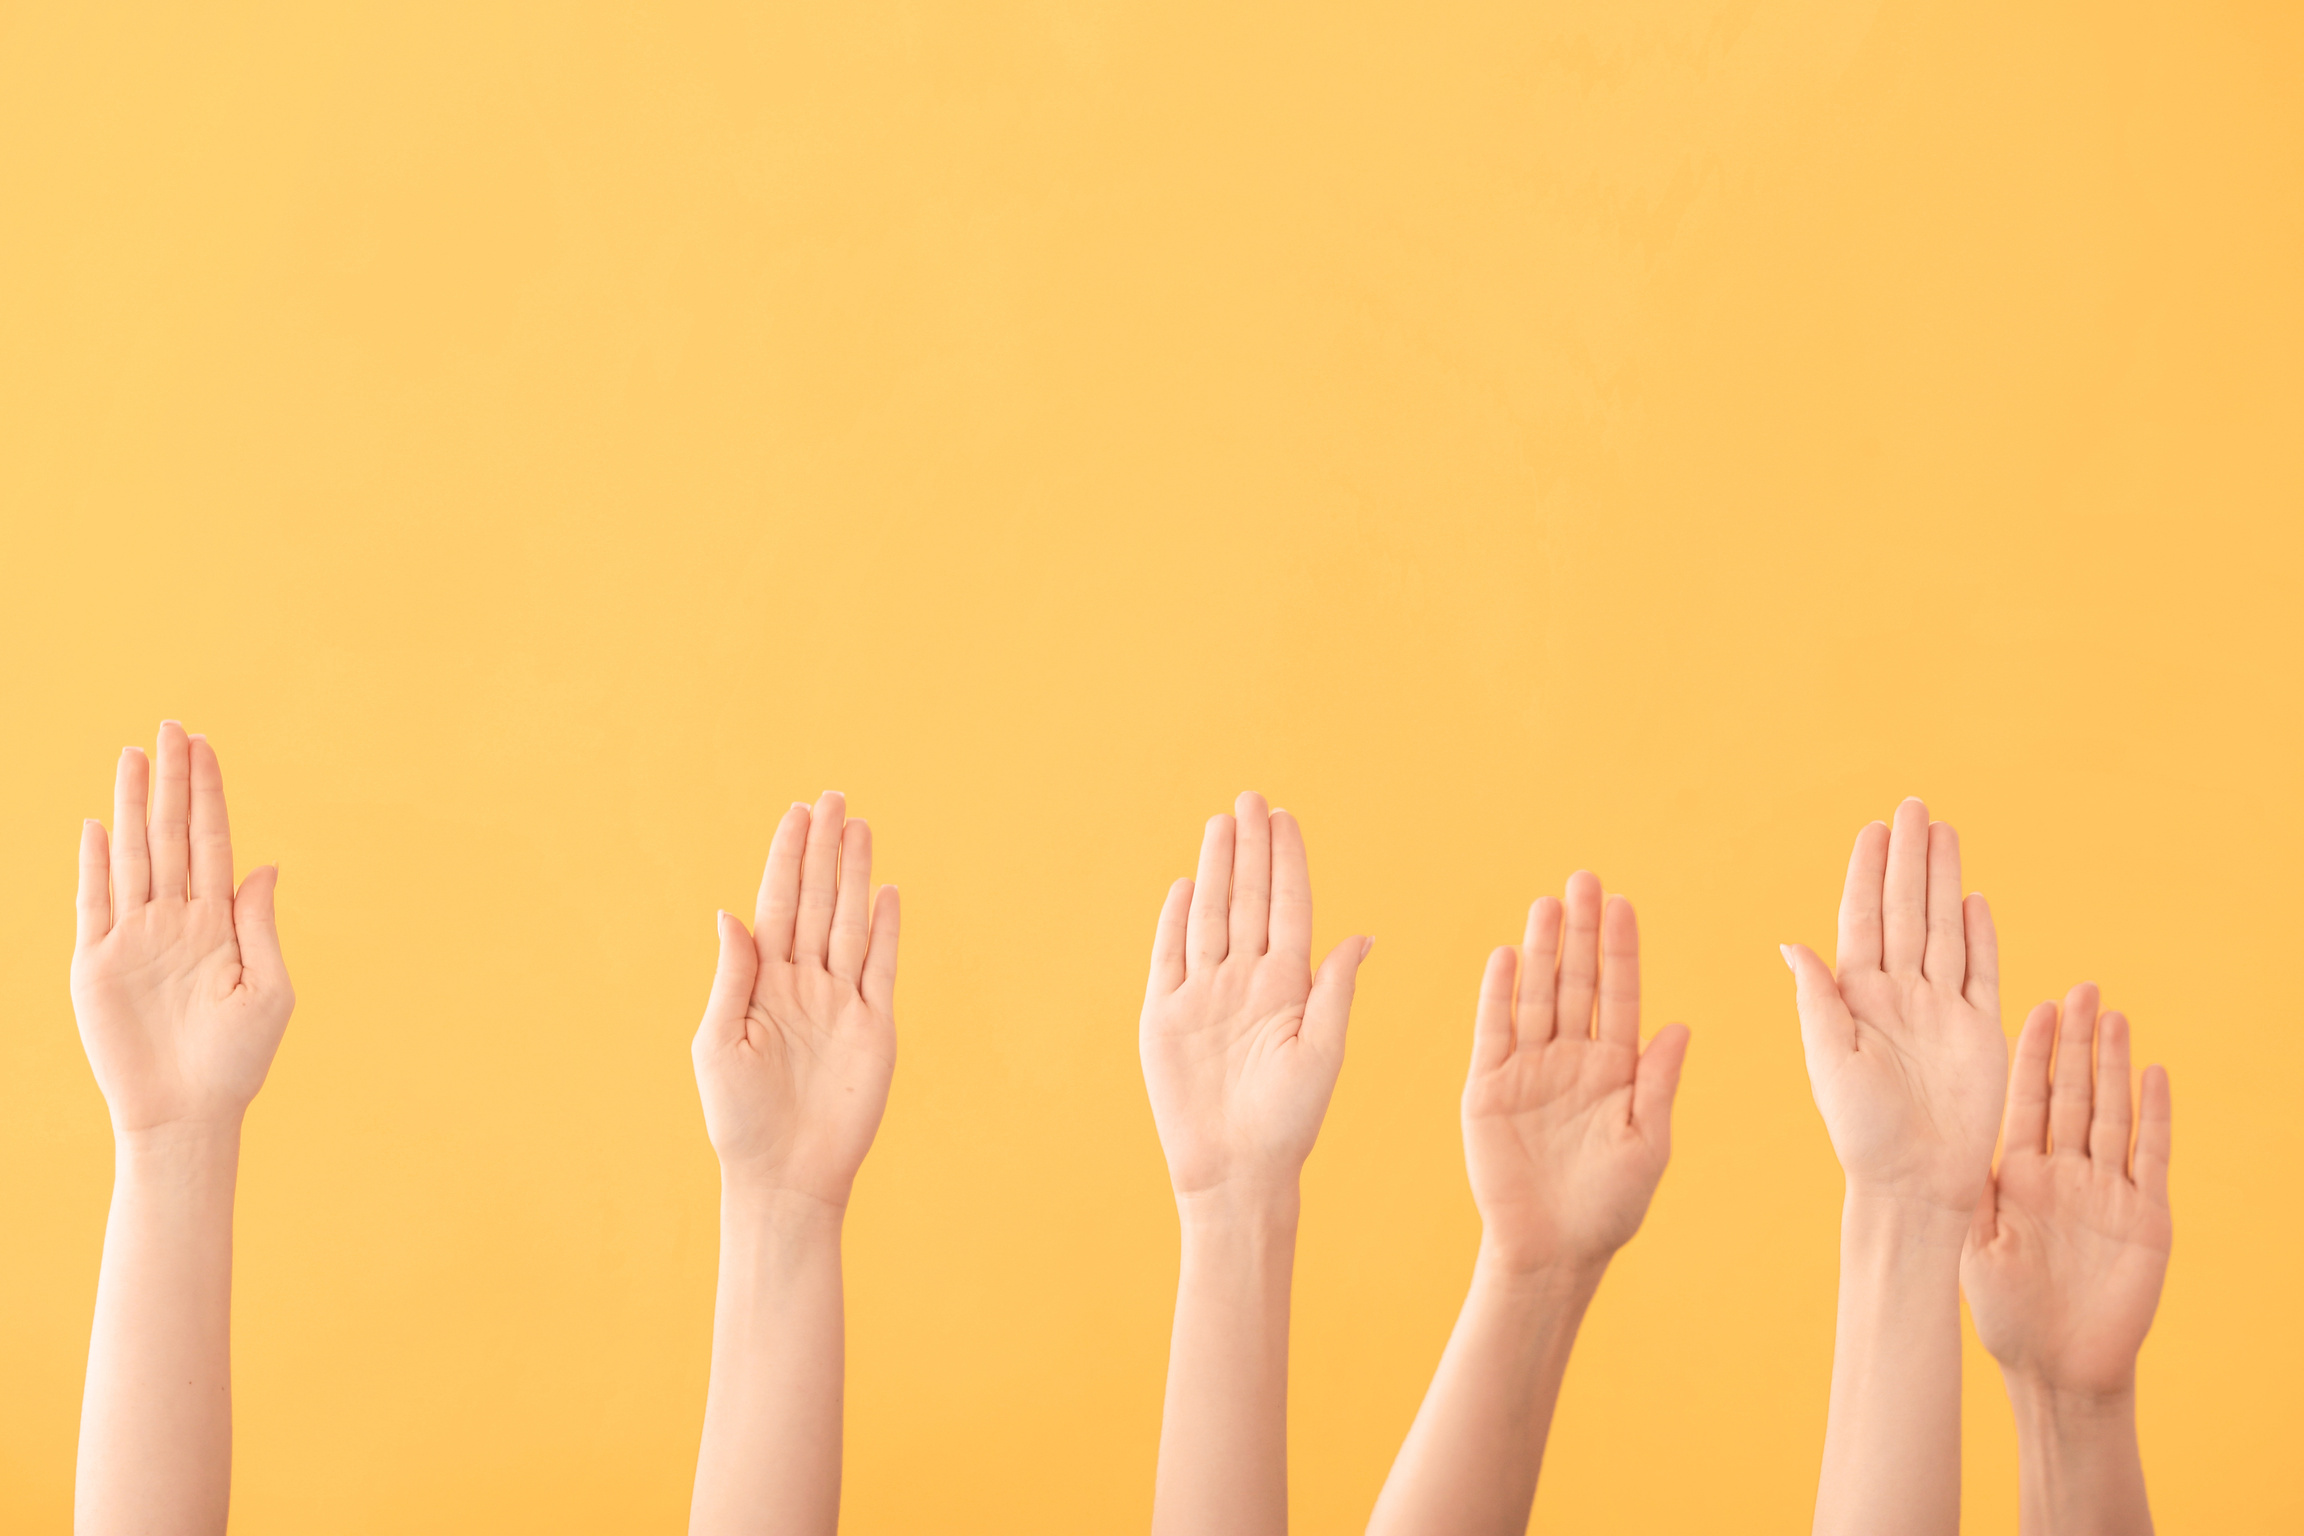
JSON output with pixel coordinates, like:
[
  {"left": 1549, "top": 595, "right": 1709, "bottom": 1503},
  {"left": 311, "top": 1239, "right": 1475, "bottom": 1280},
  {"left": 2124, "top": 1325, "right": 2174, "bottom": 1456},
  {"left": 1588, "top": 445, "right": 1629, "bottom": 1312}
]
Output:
[
  {"left": 699, "top": 911, "right": 759, "bottom": 1050},
  {"left": 1303, "top": 936, "right": 1372, "bottom": 1061},
  {"left": 233, "top": 865, "right": 292, "bottom": 1003},
  {"left": 1780, "top": 942, "right": 1854, "bottom": 1056},
  {"left": 1632, "top": 1022, "right": 1692, "bottom": 1141}
]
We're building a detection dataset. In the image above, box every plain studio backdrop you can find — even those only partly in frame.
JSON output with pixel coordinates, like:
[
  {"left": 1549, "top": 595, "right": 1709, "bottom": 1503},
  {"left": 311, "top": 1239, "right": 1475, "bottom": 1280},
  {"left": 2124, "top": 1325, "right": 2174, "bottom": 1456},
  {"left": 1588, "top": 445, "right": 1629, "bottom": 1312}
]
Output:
[{"left": 2, "top": 3, "right": 2298, "bottom": 1532}]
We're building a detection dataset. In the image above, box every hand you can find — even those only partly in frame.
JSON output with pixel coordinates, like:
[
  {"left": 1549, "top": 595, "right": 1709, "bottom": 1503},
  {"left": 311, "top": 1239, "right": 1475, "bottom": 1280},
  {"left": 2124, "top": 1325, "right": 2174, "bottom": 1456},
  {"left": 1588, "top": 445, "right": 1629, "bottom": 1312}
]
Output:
[
  {"left": 1783, "top": 798, "right": 2007, "bottom": 1214},
  {"left": 1139, "top": 794, "right": 1370, "bottom": 1201},
  {"left": 1962, "top": 985, "right": 2172, "bottom": 1397},
  {"left": 694, "top": 793, "right": 898, "bottom": 1207},
  {"left": 1463, "top": 873, "right": 1691, "bottom": 1275},
  {"left": 69, "top": 723, "right": 294, "bottom": 1138}
]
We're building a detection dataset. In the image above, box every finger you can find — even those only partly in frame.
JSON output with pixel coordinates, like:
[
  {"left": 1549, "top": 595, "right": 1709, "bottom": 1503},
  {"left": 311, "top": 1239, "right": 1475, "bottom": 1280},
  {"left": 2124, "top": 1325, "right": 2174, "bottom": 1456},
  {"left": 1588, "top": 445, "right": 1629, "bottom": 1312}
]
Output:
[
  {"left": 698, "top": 910, "right": 759, "bottom": 1049},
  {"left": 1781, "top": 942, "right": 1855, "bottom": 1055},
  {"left": 111, "top": 746, "right": 151, "bottom": 910},
  {"left": 2003, "top": 1001, "right": 2058, "bottom": 1157},
  {"left": 1921, "top": 821, "right": 1965, "bottom": 986},
  {"left": 1597, "top": 894, "right": 1641, "bottom": 1055},
  {"left": 792, "top": 792, "right": 847, "bottom": 967},
  {"left": 1185, "top": 813, "right": 1234, "bottom": 975},
  {"left": 1148, "top": 878, "right": 1193, "bottom": 998},
  {"left": 2047, "top": 982, "right": 2099, "bottom": 1156},
  {"left": 2133, "top": 1065, "right": 2172, "bottom": 1203},
  {"left": 148, "top": 721, "right": 192, "bottom": 903},
  {"left": 1630, "top": 1022, "right": 1690, "bottom": 1139},
  {"left": 1555, "top": 872, "right": 1604, "bottom": 1041},
  {"left": 75, "top": 819, "right": 111, "bottom": 949},
  {"left": 1228, "top": 792, "right": 1273, "bottom": 959},
  {"left": 752, "top": 803, "right": 813, "bottom": 964},
  {"left": 1515, "top": 897, "right": 1563, "bottom": 1046},
  {"left": 1835, "top": 820, "right": 1889, "bottom": 973},
  {"left": 1961, "top": 893, "right": 2000, "bottom": 1017},
  {"left": 1267, "top": 810, "right": 1313, "bottom": 964},
  {"left": 1303, "top": 935, "right": 1371, "bottom": 1061},
  {"left": 1471, "top": 946, "right": 1517, "bottom": 1075},
  {"left": 861, "top": 886, "right": 901, "bottom": 1018},
  {"left": 1881, "top": 798, "right": 1930, "bottom": 974},
  {"left": 187, "top": 734, "right": 235, "bottom": 904},
  {"left": 231, "top": 865, "right": 291, "bottom": 1002},
  {"left": 827, "top": 818, "right": 874, "bottom": 982},
  {"left": 2090, "top": 1009, "right": 2135, "bottom": 1170}
]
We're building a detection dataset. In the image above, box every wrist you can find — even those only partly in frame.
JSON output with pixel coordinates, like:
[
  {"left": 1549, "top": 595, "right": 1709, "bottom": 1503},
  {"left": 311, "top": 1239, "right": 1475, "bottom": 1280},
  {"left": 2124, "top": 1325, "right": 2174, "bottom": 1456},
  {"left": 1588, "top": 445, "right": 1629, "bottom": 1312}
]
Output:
[
  {"left": 114, "top": 1116, "right": 244, "bottom": 1165},
  {"left": 719, "top": 1164, "right": 851, "bottom": 1218},
  {"left": 1472, "top": 1239, "right": 1608, "bottom": 1306},
  {"left": 1174, "top": 1176, "right": 1302, "bottom": 1235},
  {"left": 2004, "top": 1371, "right": 2139, "bottom": 1425},
  {"left": 1840, "top": 1187, "right": 1972, "bottom": 1259}
]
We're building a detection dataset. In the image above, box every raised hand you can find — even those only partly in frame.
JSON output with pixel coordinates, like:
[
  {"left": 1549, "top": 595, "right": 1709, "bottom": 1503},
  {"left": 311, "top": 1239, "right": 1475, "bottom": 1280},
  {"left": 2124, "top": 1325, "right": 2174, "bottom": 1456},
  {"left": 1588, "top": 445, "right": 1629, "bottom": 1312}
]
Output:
[
  {"left": 72, "top": 723, "right": 290, "bottom": 1536},
  {"left": 1142, "top": 794, "right": 1369, "bottom": 1536},
  {"left": 1964, "top": 985, "right": 2173, "bottom": 1394},
  {"left": 688, "top": 792, "right": 899, "bottom": 1536},
  {"left": 1366, "top": 875, "right": 1689, "bottom": 1536},
  {"left": 1791, "top": 799, "right": 2010, "bottom": 1536},
  {"left": 1464, "top": 873, "right": 1690, "bottom": 1275},
  {"left": 1140, "top": 793, "right": 1371, "bottom": 1201},
  {"left": 1783, "top": 797, "right": 2007, "bottom": 1215},
  {"left": 70, "top": 722, "right": 294, "bottom": 1137},
  {"left": 693, "top": 793, "right": 898, "bottom": 1206}
]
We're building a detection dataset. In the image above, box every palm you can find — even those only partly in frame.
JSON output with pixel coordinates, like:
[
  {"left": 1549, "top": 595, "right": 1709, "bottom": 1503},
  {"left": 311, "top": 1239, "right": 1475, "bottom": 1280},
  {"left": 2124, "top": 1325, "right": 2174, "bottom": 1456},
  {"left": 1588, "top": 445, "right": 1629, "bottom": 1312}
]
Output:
[
  {"left": 1965, "top": 1156, "right": 2170, "bottom": 1391},
  {"left": 74, "top": 902, "right": 286, "bottom": 1133},
  {"left": 1142, "top": 964, "right": 1331, "bottom": 1196},
  {"left": 1962, "top": 987, "right": 2174, "bottom": 1396},
  {"left": 1811, "top": 973, "right": 2006, "bottom": 1211},
  {"left": 1139, "top": 796, "right": 1368, "bottom": 1200},
  {"left": 1463, "top": 875, "right": 1687, "bottom": 1274},
  {"left": 69, "top": 727, "right": 293, "bottom": 1136},
  {"left": 693, "top": 793, "right": 901, "bottom": 1206},
  {"left": 1789, "top": 801, "right": 2007, "bottom": 1214}
]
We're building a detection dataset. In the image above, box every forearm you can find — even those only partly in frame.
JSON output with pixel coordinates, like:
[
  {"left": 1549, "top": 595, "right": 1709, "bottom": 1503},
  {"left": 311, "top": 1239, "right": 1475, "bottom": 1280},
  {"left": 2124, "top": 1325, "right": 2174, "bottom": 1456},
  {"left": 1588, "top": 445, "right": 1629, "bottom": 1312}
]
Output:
[
  {"left": 1152, "top": 1184, "right": 1301, "bottom": 1536},
  {"left": 76, "top": 1120, "right": 243, "bottom": 1536},
  {"left": 1814, "top": 1194, "right": 1969, "bottom": 1536},
  {"left": 689, "top": 1179, "right": 848, "bottom": 1536},
  {"left": 1366, "top": 1245, "right": 1602, "bottom": 1536},
  {"left": 2007, "top": 1380, "right": 2152, "bottom": 1536}
]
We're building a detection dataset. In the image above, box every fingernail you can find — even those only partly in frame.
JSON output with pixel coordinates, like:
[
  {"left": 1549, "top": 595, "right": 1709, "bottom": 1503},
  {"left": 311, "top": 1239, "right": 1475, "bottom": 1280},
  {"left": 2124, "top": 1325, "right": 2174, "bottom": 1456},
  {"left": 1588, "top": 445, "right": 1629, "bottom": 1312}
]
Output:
[
  {"left": 1779, "top": 944, "right": 1796, "bottom": 970},
  {"left": 1362, "top": 936, "right": 1375, "bottom": 958}
]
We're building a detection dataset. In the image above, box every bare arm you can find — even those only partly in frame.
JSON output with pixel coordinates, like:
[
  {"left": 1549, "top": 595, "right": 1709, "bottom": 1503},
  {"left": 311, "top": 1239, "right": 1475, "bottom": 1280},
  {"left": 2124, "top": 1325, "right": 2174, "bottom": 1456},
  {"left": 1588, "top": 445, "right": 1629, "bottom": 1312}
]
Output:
[
  {"left": 1963, "top": 989, "right": 2171, "bottom": 1536},
  {"left": 1785, "top": 799, "right": 2009, "bottom": 1536},
  {"left": 1368, "top": 877, "right": 1689, "bottom": 1535},
  {"left": 1140, "top": 795, "right": 1370, "bottom": 1536},
  {"left": 688, "top": 795, "right": 899, "bottom": 1536},
  {"left": 72, "top": 724, "right": 294, "bottom": 1536}
]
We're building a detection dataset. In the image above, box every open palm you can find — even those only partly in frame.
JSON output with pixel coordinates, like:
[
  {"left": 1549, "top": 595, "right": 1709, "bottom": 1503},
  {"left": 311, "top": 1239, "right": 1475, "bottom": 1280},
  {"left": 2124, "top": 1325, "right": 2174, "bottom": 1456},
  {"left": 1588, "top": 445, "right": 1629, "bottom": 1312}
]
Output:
[
  {"left": 1785, "top": 799, "right": 2007, "bottom": 1214},
  {"left": 1140, "top": 794, "right": 1369, "bottom": 1199},
  {"left": 1964, "top": 986, "right": 2172, "bottom": 1396},
  {"left": 694, "top": 793, "right": 898, "bottom": 1207},
  {"left": 1464, "top": 874, "right": 1689, "bottom": 1274},
  {"left": 70, "top": 724, "right": 293, "bottom": 1135}
]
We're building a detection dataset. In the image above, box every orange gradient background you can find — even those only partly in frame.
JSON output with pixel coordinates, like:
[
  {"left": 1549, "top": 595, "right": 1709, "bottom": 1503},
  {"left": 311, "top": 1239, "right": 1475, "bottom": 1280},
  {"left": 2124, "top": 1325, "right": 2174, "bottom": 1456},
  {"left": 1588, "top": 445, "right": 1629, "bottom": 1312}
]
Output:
[{"left": 2, "top": 3, "right": 2298, "bottom": 1531}]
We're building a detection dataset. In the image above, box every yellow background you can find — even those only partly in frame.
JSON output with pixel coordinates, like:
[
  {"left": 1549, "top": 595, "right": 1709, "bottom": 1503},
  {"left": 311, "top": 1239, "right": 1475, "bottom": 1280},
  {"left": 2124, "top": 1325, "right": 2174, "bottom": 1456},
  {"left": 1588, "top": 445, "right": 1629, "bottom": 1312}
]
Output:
[{"left": 3, "top": 2, "right": 2298, "bottom": 1531}]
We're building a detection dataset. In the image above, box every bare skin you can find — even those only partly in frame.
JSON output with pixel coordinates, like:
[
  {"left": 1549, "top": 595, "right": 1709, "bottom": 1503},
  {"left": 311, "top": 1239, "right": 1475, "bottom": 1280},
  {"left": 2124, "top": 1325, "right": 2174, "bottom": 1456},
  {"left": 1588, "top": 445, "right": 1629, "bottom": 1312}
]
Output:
[
  {"left": 1367, "top": 874, "right": 1690, "bottom": 1536},
  {"left": 72, "top": 723, "right": 294, "bottom": 1536},
  {"left": 1963, "top": 986, "right": 2171, "bottom": 1535},
  {"left": 1784, "top": 798, "right": 2007, "bottom": 1536},
  {"left": 1140, "top": 793, "right": 1369, "bottom": 1536},
  {"left": 688, "top": 794, "right": 899, "bottom": 1536}
]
